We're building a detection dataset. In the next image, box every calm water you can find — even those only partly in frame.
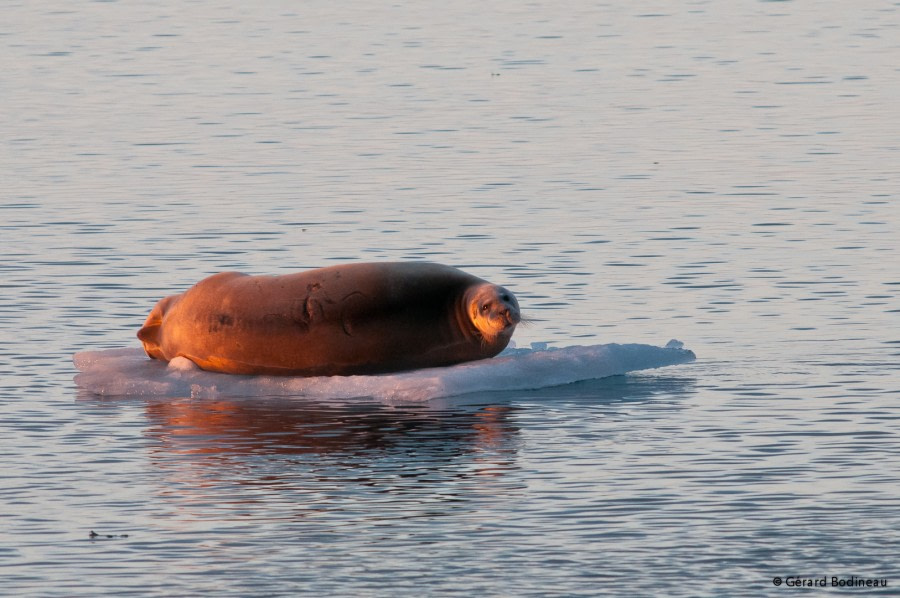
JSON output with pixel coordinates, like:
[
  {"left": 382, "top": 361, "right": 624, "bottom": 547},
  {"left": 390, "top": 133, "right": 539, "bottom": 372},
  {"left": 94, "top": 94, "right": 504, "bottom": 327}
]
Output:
[{"left": 3, "top": 1, "right": 900, "bottom": 595}]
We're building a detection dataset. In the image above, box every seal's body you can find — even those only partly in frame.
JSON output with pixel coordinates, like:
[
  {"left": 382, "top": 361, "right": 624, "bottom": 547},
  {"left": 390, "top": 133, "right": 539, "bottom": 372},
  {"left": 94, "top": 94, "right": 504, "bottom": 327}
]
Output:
[{"left": 137, "top": 262, "right": 520, "bottom": 376}]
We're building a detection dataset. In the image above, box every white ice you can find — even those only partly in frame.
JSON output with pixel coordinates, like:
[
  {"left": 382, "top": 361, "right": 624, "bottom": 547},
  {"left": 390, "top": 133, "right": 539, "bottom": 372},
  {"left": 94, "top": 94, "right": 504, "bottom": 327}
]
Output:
[{"left": 73, "top": 341, "right": 696, "bottom": 402}]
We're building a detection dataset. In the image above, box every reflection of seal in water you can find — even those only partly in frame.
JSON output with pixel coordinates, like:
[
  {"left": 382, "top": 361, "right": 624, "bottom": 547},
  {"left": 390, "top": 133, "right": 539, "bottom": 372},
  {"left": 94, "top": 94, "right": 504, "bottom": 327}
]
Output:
[{"left": 137, "top": 262, "right": 521, "bottom": 376}]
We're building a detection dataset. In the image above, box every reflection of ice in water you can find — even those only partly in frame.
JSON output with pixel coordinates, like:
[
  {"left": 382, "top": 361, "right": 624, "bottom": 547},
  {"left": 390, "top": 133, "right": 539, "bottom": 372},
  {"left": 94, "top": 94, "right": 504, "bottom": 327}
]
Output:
[{"left": 74, "top": 341, "right": 696, "bottom": 402}]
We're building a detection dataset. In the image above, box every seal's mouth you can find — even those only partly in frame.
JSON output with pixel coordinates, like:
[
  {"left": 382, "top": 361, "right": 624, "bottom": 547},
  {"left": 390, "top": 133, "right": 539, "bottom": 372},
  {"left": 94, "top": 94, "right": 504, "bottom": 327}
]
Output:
[{"left": 501, "top": 309, "right": 521, "bottom": 327}]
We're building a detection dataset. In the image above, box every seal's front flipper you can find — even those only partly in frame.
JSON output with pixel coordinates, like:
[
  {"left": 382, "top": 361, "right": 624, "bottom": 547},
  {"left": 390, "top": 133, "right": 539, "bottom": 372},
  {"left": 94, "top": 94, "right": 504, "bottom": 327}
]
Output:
[{"left": 137, "top": 294, "right": 179, "bottom": 361}]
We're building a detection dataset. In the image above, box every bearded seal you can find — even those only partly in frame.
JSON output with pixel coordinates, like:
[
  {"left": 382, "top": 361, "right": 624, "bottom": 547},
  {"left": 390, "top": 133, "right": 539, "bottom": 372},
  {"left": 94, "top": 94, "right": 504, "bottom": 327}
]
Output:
[{"left": 137, "top": 262, "right": 521, "bottom": 376}]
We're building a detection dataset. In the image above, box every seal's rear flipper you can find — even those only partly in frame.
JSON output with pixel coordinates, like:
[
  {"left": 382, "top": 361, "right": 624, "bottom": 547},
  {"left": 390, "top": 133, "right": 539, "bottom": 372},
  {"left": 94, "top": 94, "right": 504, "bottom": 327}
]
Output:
[{"left": 137, "top": 295, "right": 179, "bottom": 361}]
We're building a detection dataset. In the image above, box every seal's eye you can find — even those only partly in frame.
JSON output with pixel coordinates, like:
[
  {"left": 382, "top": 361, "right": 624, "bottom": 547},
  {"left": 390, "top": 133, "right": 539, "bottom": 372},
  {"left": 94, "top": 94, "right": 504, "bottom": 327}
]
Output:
[{"left": 501, "top": 294, "right": 510, "bottom": 302}]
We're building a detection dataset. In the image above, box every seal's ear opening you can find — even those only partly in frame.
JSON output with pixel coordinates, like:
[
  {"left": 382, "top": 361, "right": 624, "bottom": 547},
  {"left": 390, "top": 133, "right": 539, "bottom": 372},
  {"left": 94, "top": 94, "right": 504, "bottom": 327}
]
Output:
[{"left": 137, "top": 295, "right": 177, "bottom": 360}]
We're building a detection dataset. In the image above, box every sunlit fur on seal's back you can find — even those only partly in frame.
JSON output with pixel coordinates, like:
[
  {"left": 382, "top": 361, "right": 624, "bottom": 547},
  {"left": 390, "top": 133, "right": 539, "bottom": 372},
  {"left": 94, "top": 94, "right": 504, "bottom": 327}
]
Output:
[{"left": 137, "top": 262, "right": 521, "bottom": 376}]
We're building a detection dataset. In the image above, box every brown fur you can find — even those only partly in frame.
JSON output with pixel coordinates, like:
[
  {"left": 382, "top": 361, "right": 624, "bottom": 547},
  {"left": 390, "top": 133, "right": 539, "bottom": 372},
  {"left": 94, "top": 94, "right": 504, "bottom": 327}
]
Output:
[{"left": 137, "top": 262, "right": 520, "bottom": 376}]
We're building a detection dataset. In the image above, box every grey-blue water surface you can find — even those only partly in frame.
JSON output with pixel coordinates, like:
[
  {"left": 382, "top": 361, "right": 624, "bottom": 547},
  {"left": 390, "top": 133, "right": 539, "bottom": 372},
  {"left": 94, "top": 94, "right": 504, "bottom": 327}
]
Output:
[{"left": 3, "top": 1, "right": 899, "bottom": 596}]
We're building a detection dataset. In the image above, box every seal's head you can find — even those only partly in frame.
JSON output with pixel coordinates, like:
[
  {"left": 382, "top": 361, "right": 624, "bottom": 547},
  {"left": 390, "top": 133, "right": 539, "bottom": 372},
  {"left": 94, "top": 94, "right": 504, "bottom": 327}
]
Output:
[{"left": 466, "top": 283, "right": 521, "bottom": 345}]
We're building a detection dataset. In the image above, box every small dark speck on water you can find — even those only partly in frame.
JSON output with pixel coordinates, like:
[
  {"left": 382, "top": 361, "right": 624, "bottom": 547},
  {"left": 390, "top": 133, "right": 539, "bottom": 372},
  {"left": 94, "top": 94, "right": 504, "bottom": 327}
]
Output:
[{"left": 89, "top": 530, "right": 130, "bottom": 539}]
